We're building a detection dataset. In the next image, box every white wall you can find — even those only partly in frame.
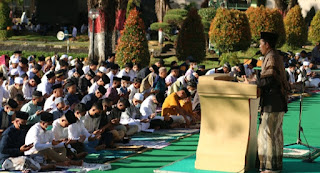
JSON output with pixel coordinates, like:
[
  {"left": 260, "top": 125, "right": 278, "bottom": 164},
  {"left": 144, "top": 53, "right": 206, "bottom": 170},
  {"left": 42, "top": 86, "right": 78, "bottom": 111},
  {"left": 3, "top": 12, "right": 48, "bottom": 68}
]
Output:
[{"left": 266, "top": 0, "right": 320, "bottom": 17}]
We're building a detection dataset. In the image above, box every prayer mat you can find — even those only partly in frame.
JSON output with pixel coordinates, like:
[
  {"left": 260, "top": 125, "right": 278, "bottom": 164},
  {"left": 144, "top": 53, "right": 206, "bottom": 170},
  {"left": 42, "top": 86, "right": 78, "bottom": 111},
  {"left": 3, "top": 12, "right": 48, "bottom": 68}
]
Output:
[
  {"left": 283, "top": 146, "right": 320, "bottom": 161},
  {"left": 57, "top": 162, "right": 111, "bottom": 172},
  {"left": 84, "top": 150, "right": 137, "bottom": 164}
]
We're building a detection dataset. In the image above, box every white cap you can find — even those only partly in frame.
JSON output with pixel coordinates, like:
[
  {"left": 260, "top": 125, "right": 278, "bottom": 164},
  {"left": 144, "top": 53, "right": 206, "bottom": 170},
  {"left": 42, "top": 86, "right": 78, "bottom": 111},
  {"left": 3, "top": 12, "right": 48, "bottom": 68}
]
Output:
[
  {"left": 60, "top": 54, "right": 68, "bottom": 60},
  {"left": 70, "top": 59, "right": 76, "bottom": 66},
  {"left": 68, "top": 56, "right": 73, "bottom": 61},
  {"left": 14, "top": 77, "right": 23, "bottom": 84},
  {"left": 10, "top": 69, "right": 19, "bottom": 76},
  {"left": 133, "top": 93, "right": 144, "bottom": 101},
  {"left": 296, "top": 53, "right": 300, "bottom": 56},
  {"left": 12, "top": 58, "right": 19, "bottom": 64},
  {"left": 99, "top": 66, "right": 108, "bottom": 74},
  {"left": 303, "top": 61, "right": 310, "bottom": 66}
]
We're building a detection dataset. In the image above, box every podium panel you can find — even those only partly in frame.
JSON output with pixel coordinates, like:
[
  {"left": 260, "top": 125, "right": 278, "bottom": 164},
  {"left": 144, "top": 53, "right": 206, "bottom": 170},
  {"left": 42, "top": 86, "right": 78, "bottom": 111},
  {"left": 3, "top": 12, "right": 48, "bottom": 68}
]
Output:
[{"left": 195, "top": 74, "right": 259, "bottom": 173}]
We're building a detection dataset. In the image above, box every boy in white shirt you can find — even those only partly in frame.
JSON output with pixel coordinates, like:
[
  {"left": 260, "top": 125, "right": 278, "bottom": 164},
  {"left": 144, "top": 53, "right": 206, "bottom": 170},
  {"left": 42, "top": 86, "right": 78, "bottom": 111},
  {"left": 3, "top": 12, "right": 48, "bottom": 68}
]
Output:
[{"left": 128, "top": 77, "right": 142, "bottom": 101}]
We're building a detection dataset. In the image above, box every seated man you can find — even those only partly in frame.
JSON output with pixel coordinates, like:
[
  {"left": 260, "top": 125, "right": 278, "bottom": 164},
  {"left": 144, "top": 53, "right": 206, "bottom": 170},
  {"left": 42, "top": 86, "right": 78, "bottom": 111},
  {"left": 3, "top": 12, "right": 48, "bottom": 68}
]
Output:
[
  {"left": 81, "top": 86, "right": 106, "bottom": 110},
  {"left": 0, "top": 111, "right": 30, "bottom": 164},
  {"left": 140, "top": 94, "right": 160, "bottom": 129},
  {"left": 8, "top": 77, "right": 23, "bottom": 99},
  {"left": 121, "top": 93, "right": 149, "bottom": 133},
  {"left": 128, "top": 77, "right": 142, "bottom": 101},
  {"left": 0, "top": 99, "right": 18, "bottom": 134},
  {"left": 68, "top": 103, "right": 97, "bottom": 155},
  {"left": 64, "top": 82, "right": 80, "bottom": 109},
  {"left": 83, "top": 102, "right": 113, "bottom": 151},
  {"left": 106, "top": 76, "right": 121, "bottom": 105},
  {"left": 24, "top": 112, "right": 82, "bottom": 166},
  {"left": 37, "top": 71, "right": 55, "bottom": 98},
  {"left": 43, "top": 83, "right": 63, "bottom": 111},
  {"left": 50, "top": 97, "right": 68, "bottom": 120},
  {"left": 118, "top": 76, "right": 131, "bottom": 99},
  {"left": 88, "top": 74, "right": 110, "bottom": 94},
  {"left": 162, "top": 88, "right": 194, "bottom": 127},
  {"left": 21, "top": 91, "right": 44, "bottom": 125}
]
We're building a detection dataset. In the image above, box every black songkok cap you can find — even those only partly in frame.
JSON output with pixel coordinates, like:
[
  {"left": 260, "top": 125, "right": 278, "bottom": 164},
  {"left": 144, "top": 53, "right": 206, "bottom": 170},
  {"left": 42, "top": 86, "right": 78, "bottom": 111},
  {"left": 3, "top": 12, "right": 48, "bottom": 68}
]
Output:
[
  {"left": 46, "top": 71, "right": 55, "bottom": 79},
  {"left": 111, "top": 64, "right": 119, "bottom": 70},
  {"left": 32, "top": 91, "right": 42, "bottom": 98},
  {"left": 20, "top": 58, "right": 28, "bottom": 65},
  {"left": 40, "top": 112, "right": 54, "bottom": 122},
  {"left": 38, "top": 56, "right": 45, "bottom": 61},
  {"left": 65, "top": 82, "right": 76, "bottom": 88},
  {"left": 122, "top": 76, "right": 131, "bottom": 81},
  {"left": 52, "top": 83, "right": 62, "bottom": 90},
  {"left": 33, "top": 75, "right": 41, "bottom": 85},
  {"left": 98, "top": 86, "right": 107, "bottom": 95},
  {"left": 101, "top": 74, "right": 110, "bottom": 84},
  {"left": 113, "top": 76, "right": 121, "bottom": 81},
  {"left": 260, "top": 32, "right": 278, "bottom": 45},
  {"left": 8, "top": 99, "right": 18, "bottom": 109},
  {"left": 14, "top": 50, "right": 22, "bottom": 54},
  {"left": 34, "top": 64, "right": 42, "bottom": 71},
  {"left": 87, "top": 69, "right": 95, "bottom": 77},
  {"left": 16, "top": 111, "right": 29, "bottom": 120},
  {"left": 64, "top": 110, "right": 77, "bottom": 124}
]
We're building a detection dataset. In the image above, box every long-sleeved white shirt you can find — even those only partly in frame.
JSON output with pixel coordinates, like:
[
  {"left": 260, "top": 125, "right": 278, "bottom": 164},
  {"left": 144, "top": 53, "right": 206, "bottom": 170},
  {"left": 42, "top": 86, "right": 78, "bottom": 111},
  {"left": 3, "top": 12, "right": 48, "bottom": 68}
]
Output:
[
  {"left": 22, "top": 81, "right": 36, "bottom": 100},
  {"left": 140, "top": 95, "right": 157, "bottom": 119},
  {"left": 43, "top": 95, "right": 56, "bottom": 111},
  {"left": 68, "top": 119, "right": 92, "bottom": 140},
  {"left": 52, "top": 119, "right": 68, "bottom": 140},
  {"left": 25, "top": 123, "right": 64, "bottom": 155}
]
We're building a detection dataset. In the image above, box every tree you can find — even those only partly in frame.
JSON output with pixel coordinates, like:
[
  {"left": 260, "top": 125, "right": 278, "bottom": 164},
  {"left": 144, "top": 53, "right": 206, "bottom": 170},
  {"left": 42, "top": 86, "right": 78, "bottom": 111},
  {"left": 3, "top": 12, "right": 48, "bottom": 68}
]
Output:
[
  {"left": 246, "top": 6, "right": 285, "bottom": 47},
  {"left": 116, "top": 9, "right": 150, "bottom": 67},
  {"left": 0, "top": 0, "right": 10, "bottom": 40},
  {"left": 284, "top": 5, "right": 308, "bottom": 48},
  {"left": 309, "top": 10, "right": 320, "bottom": 44},
  {"left": 209, "top": 8, "right": 251, "bottom": 53},
  {"left": 176, "top": 9, "right": 206, "bottom": 63},
  {"left": 87, "top": 0, "right": 117, "bottom": 63},
  {"left": 275, "top": 0, "right": 298, "bottom": 14}
]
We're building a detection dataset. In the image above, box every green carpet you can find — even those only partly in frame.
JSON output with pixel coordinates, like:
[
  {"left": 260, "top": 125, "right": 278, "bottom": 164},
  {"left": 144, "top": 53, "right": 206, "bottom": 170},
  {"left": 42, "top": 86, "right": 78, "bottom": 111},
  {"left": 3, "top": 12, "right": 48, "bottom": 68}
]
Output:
[{"left": 90, "top": 93, "right": 320, "bottom": 173}]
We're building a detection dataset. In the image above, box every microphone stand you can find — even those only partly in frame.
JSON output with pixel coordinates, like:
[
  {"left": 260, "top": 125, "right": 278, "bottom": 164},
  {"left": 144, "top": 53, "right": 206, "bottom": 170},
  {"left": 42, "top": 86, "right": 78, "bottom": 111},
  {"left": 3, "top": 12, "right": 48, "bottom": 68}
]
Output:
[{"left": 284, "top": 69, "right": 319, "bottom": 162}]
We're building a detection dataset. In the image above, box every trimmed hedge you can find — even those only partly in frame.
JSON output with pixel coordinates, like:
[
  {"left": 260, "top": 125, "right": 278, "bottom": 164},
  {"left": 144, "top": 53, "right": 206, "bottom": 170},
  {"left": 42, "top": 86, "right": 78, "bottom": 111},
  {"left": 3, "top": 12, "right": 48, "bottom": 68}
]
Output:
[
  {"left": 176, "top": 9, "right": 206, "bottom": 62},
  {"left": 308, "top": 10, "right": 320, "bottom": 44},
  {"left": 0, "top": 1, "right": 10, "bottom": 40},
  {"left": 150, "top": 22, "right": 170, "bottom": 31},
  {"left": 166, "top": 9, "right": 188, "bottom": 17},
  {"left": 284, "top": 5, "right": 308, "bottom": 48},
  {"left": 246, "top": 6, "right": 286, "bottom": 47},
  {"left": 209, "top": 8, "right": 251, "bottom": 53},
  {"left": 116, "top": 9, "right": 150, "bottom": 67}
]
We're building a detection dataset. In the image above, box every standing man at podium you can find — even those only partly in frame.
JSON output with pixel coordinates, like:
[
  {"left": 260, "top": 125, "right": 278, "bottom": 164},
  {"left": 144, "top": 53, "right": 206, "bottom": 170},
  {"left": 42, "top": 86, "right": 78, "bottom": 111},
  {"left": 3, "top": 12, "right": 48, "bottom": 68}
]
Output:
[{"left": 256, "top": 32, "right": 289, "bottom": 173}]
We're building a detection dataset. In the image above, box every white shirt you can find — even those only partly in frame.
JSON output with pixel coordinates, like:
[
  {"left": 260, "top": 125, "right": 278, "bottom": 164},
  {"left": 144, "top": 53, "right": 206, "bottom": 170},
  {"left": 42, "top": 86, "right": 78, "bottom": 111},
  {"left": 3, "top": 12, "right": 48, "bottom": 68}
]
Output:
[
  {"left": 52, "top": 119, "right": 68, "bottom": 140},
  {"left": 88, "top": 82, "right": 99, "bottom": 94},
  {"left": 23, "top": 81, "right": 36, "bottom": 100},
  {"left": 43, "top": 95, "right": 56, "bottom": 111},
  {"left": 206, "top": 68, "right": 216, "bottom": 75},
  {"left": 107, "top": 71, "right": 115, "bottom": 85},
  {"left": 37, "top": 81, "right": 52, "bottom": 96},
  {"left": 128, "top": 84, "right": 139, "bottom": 101},
  {"left": 286, "top": 68, "right": 295, "bottom": 84},
  {"left": 117, "top": 69, "right": 135, "bottom": 82},
  {"left": 25, "top": 123, "right": 65, "bottom": 155},
  {"left": 140, "top": 95, "right": 157, "bottom": 119},
  {"left": 68, "top": 119, "right": 92, "bottom": 140},
  {"left": 82, "top": 65, "right": 90, "bottom": 75}
]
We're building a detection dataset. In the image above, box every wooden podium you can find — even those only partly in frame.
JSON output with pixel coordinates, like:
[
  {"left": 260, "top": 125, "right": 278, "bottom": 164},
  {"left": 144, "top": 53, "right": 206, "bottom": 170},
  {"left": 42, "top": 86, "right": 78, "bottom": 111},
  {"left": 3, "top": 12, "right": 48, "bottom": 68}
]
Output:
[{"left": 195, "top": 74, "right": 260, "bottom": 173}]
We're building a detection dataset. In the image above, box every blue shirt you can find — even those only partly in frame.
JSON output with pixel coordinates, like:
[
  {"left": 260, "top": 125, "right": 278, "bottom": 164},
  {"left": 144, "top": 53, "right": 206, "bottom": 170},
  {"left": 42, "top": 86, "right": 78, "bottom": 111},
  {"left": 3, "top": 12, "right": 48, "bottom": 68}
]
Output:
[
  {"left": 81, "top": 93, "right": 98, "bottom": 111},
  {"left": 65, "top": 93, "right": 80, "bottom": 106}
]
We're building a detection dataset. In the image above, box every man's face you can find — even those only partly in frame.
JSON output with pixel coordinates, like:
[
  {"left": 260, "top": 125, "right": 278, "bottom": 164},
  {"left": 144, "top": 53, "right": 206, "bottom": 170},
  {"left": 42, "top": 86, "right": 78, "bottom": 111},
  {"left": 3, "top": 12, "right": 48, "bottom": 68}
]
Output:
[
  {"left": 132, "top": 98, "right": 142, "bottom": 106},
  {"left": 33, "top": 97, "right": 43, "bottom": 105},
  {"left": 159, "top": 71, "right": 167, "bottom": 78},
  {"left": 54, "top": 88, "right": 63, "bottom": 97},
  {"left": 14, "top": 118, "right": 27, "bottom": 130},
  {"left": 4, "top": 105, "right": 14, "bottom": 113},
  {"left": 68, "top": 85, "right": 77, "bottom": 94},
  {"left": 19, "top": 62, "right": 26, "bottom": 68},
  {"left": 57, "top": 102, "right": 65, "bottom": 110},
  {"left": 259, "top": 39, "right": 269, "bottom": 55},
  {"left": 152, "top": 96, "right": 158, "bottom": 105},
  {"left": 89, "top": 106, "right": 101, "bottom": 116},
  {"left": 90, "top": 65, "right": 97, "bottom": 71},
  {"left": 117, "top": 102, "right": 126, "bottom": 111},
  {"left": 223, "top": 67, "right": 229, "bottom": 73},
  {"left": 15, "top": 83, "right": 23, "bottom": 90},
  {"left": 12, "top": 63, "right": 18, "bottom": 68},
  {"left": 133, "top": 65, "right": 139, "bottom": 72},
  {"left": 48, "top": 77, "right": 56, "bottom": 84},
  {"left": 125, "top": 67, "right": 131, "bottom": 73},
  {"left": 134, "top": 82, "right": 141, "bottom": 89},
  {"left": 177, "top": 90, "right": 187, "bottom": 99},
  {"left": 95, "top": 91, "right": 103, "bottom": 98},
  {"left": 97, "top": 78, "right": 105, "bottom": 86},
  {"left": 29, "top": 79, "right": 37, "bottom": 87},
  {"left": 121, "top": 80, "right": 129, "bottom": 87},
  {"left": 172, "top": 69, "right": 179, "bottom": 77},
  {"left": 60, "top": 118, "right": 70, "bottom": 128}
]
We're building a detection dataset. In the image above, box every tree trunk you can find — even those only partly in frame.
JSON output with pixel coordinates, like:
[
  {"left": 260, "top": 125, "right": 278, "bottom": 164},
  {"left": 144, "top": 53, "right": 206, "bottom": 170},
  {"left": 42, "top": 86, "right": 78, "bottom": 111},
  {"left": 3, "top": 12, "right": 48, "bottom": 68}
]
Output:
[
  {"left": 155, "top": 0, "right": 170, "bottom": 22},
  {"left": 88, "top": 0, "right": 117, "bottom": 64},
  {"left": 287, "top": 0, "right": 298, "bottom": 11},
  {"left": 274, "top": 0, "right": 286, "bottom": 14}
]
